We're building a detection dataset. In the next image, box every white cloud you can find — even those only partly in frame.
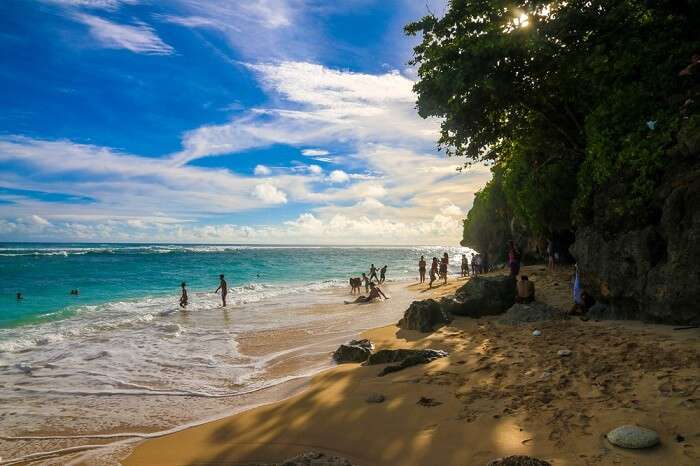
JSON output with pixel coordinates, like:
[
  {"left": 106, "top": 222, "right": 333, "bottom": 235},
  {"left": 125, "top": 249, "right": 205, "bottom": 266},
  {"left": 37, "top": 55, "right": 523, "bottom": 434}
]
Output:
[
  {"left": 42, "top": 0, "right": 138, "bottom": 9},
  {"left": 328, "top": 170, "right": 350, "bottom": 183},
  {"left": 441, "top": 204, "right": 464, "bottom": 217},
  {"left": 253, "top": 183, "right": 287, "bottom": 204},
  {"left": 302, "top": 148, "right": 329, "bottom": 157},
  {"left": 75, "top": 14, "right": 174, "bottom": 55},
  {"left": 307, "top": 164, "right": 323, "bottom": 175},
  {"left": 254, "top": 164, "right": 271, "bottom": 176}
]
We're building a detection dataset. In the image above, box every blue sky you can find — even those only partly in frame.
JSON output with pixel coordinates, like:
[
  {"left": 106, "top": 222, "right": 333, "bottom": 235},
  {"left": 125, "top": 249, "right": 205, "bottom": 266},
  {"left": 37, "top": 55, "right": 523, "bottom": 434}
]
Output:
[{"left": 0, "top": 0, "right": 489, "bottom": 244}]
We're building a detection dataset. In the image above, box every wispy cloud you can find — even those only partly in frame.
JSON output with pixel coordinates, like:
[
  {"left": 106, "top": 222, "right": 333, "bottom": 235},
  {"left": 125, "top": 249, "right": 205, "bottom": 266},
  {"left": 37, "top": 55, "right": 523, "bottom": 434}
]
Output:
[
  {"left": 173, "top": 61, "right": 440, "bottom": 164},
  {"left": 75, "top": 13, "right": 174, "bottom": 55}
]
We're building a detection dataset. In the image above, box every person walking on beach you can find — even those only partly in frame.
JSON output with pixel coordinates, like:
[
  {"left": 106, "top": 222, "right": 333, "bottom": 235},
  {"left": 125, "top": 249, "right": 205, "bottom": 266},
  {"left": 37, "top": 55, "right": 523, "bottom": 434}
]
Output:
[
  {"left": 369, "top": 264, "right": 379, "bottom": 283},
  {"left": 361, "top": 273, "right": 370, "bottom": 292},
  {"left": 546, "top": 239, "right": 555, "bottom": 272},
  {"left": 418, "top": 256, "right": 426, "bottom": 283},
  {"left": 440, "top": 253, "right": 449, "bottom": 284},
  {"left": 179, "top": 282, "right": 188, "bottom": 308},
  {"left": 429, "top": 257, "right": 439, "bottom": 288},
  {"left": 379, "top": 265, "right": 387, "bottom": 284},
  {"left": 215, "top": 274, "right": 228, "bottom": 307},
  {"left": 461, "top": 254, "right": 469, "bottom": 277}
]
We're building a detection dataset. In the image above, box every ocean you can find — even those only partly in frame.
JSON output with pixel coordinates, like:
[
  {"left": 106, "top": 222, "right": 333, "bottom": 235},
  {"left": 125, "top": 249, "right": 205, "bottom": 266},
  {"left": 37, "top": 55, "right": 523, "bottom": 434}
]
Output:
[{"left": 0, "top": 243, "right": 473, "bottom": 464}]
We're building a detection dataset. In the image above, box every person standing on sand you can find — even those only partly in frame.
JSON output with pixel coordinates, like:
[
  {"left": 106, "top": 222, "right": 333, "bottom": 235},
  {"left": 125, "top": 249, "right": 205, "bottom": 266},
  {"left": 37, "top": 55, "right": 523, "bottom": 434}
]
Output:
[
  {"left": 215, "top": 274, "right": 228, "bottom": 307},
  {"left": 418, "top": 256, "right": 426, "bottom": 283},
  {"left": 429, "top": 257, "right": 439, "bottom": 288},
  {"left": 440, "top": 253, "right": 449, "bottom": 284},
  {"left": 379, "top": 265, "right": 387, "bottom": 284},
  {"left": 508, "top": 241, "right": 521, "bottom": 277},
  {"left": 179, "top": 282, "right": 188, "bottom": 309},
  {"left": 461, "top": 254, "right": 468, "bottom": 277}
]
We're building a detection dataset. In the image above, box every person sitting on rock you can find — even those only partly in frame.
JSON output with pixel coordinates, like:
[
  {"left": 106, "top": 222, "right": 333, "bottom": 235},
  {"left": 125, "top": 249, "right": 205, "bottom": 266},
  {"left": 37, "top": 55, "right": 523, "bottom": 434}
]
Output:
[
  {"left": 570, "top": 290, "right": 596, "bottom": 317},
  {"left": 515, "top": 275, "right": 535, "bottom": 304}
]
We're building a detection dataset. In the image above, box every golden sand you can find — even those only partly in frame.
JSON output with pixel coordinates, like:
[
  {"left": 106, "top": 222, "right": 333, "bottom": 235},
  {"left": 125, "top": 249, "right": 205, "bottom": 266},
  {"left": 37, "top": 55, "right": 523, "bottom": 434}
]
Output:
[{"left": 123, "top": 267, "right": 700, "bottom": 465}]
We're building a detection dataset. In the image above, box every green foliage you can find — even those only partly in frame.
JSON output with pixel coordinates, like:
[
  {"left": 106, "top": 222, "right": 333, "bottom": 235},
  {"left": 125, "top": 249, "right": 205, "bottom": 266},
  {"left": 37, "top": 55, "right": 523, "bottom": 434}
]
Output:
[{"left": 407, "top": 0, "right": 700, "bottom": 243}]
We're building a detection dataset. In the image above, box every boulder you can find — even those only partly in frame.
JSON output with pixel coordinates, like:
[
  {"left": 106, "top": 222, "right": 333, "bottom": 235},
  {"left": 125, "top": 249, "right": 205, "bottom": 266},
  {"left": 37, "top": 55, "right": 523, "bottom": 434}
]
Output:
[
  {"left": 486, "top": 456, "right": 551, "bottom": 466},
  {"left": 398, "top": 299, "right": 453, "bottom": 332},
  {"left": 498, "top": 302, "right": 567, "bottom": 325},
  {"left": 332, "top": 339, "right": 373, "bottom": 364},
  {"left": 367, "top": 348, "right": 448, "bottom": 377},
  {"left": 606, "top": 425, "right": 660, "bottom": 449},
  {"left": 448, "top": 275, "right": 516, "bottom": 317}
]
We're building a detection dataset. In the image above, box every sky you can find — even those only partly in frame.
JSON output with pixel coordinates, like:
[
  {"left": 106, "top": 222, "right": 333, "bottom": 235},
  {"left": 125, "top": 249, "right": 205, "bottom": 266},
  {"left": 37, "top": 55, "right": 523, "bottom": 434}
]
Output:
[{"left": 0, "top": 0, "right": 490, "bottom": 245}]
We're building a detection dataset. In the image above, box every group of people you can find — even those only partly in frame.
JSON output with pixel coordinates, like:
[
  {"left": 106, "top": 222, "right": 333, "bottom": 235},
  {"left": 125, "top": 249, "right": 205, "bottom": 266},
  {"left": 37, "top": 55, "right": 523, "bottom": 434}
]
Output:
[
  {"left": 417, "top": 253, "right": 450, "bottom": 288},
  {"left": 178, "top": 274, "right": 228, "bottom": 309},
  {"left": 460, "top": 253, "right": 487, "bottom": 277},
  {"left": 346, "top": 264, "right": 390, "bottom": 304}
]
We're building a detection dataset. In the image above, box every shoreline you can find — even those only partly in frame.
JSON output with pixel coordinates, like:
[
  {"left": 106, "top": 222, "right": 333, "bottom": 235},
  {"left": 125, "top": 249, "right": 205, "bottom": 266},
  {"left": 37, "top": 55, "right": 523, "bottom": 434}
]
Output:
[
  {"left": 0, "top": 279, "right": 432, "bottom": 465},
  {"left": 123, "top": 267, "right": 700, "bottom": 466}
]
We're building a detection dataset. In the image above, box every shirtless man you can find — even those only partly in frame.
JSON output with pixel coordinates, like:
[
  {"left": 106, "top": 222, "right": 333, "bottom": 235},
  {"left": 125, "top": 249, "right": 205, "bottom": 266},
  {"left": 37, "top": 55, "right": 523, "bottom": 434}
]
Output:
[
  {"left": 515, "top": 275, "right": 535, "bottom": 304},
  {"left": 179, "top": 282, "right": 188, "bottom": 308},
  {"left": 368, "top": 264, "right": 379, "bottom": 283},
  {"left": 215, "top": 274, "right": 228, "bottom": 307},
  {"left": 345, "top": 282, "right": 388, "bottom": 304}
]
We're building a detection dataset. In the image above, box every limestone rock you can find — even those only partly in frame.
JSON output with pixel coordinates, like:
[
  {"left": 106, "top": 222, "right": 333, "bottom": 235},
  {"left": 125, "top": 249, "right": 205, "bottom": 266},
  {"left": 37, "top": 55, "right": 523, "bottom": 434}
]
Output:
[
  {"left": 398, "top": 298, "right": 452, "bottom": 332},
  {"left": 498, "top": 302, "right": 567, "bottom": 325},
  {"left": 332, "top": 339, "right": 373, "bottom": 364},
  {"left": 448, "top": 275, "right": 516, "bottom": 317},
  {"left": 606, "top": 425, "right": 660, "bottom": 449},
  {"left": 486, "top": 456, "right": 551, "bottom": 466}
]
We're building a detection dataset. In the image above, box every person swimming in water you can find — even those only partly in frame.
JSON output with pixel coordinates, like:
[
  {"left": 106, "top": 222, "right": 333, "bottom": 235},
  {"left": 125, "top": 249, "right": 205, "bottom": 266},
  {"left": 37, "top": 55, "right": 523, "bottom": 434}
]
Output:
[
  {"left": 344, "top": 282, "right": 388, "bottom": 304},
  {"left": 179, "top": 282, "right": 188, "bottom": 308},
  {"left": 16, "top": 292, "right": 22, "bottom": 300},
  {"left": 215, "top": 274, "right": 228, "bottom": 307}
]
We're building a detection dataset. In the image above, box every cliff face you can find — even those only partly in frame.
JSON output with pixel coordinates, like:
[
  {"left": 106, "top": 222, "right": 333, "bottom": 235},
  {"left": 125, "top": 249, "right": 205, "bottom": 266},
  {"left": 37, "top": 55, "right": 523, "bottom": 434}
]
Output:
[{"left": 572, "top": 165, "right": 700, "bottom": 324}]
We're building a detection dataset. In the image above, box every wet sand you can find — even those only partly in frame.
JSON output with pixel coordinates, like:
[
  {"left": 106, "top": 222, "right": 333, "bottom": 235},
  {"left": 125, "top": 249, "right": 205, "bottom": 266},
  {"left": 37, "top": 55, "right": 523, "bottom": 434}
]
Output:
[{"left": 124, "top": 267, "right": 700, "bottom": 466}]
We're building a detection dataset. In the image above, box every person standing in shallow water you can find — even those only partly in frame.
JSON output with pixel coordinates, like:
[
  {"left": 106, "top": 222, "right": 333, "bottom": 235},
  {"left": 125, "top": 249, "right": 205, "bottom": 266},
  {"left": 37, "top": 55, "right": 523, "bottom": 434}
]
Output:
[
  {"left": 368, "top": 264, "right": 379, "bottom": 283},
  {"left": 179, "top": 282, "right": 188, "bottom": 309},
  {"left": 418, "top": 256, "right": 426, "bottom": 283},
  {"left": 379, "top": 265, "right": 387, "bottom": 284},
  {"left": 215, "top": 274, "right": 228, "bottom": 307}
]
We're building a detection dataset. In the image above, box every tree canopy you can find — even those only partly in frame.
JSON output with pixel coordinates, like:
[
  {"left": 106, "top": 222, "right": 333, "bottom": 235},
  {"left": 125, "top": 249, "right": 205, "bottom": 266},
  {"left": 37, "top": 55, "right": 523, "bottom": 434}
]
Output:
[{"left": 407, "top": 0, "right": 700, "bottom": 252}]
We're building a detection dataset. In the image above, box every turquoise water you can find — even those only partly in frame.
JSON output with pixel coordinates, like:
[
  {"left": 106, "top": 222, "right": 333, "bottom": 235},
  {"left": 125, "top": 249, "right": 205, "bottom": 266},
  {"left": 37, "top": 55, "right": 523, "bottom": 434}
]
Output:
[{"left": 1, "top": 243, "right": 472, "bottom": 328}]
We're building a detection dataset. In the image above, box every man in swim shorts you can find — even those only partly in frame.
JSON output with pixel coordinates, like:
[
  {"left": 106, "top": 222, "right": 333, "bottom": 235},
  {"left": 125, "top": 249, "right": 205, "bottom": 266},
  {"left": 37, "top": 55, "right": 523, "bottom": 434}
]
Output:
[{"left": 215, "top": 274, "right": 228, "bottom": 307}]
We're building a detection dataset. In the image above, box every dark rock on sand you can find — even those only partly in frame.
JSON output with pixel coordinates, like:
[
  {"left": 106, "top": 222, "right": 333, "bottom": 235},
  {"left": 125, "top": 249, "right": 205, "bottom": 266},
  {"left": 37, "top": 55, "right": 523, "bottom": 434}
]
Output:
[
  {"left": 486, "top": 456, "right": 551, "bottom": 466},
  {"left": 447, "top": 275, "right": 516, "bottom": 317},
  {"left": 259, "top": 451, "right": 355, "bottom": 466},
  {"left": 367, "top": 348, "right": 448, "bottom": 377},
  {"left": 365, "top": 393, "right": 385, "bottom": 403},
  {"left": 398, "top": 299, "right": 453, "bottom": 332},
  {"left": 417, "top": 396, "right": 442, "bottom": 407},
  {"left": 572, "top": 169, "right": 700, "bottom": 324},
  {"left": 498, "top": 302, "right": 567, "bottom": 325},
  {"left": 606, "top": 425, "right": 660, "bottom": 449},
  {"left": 332, "top": 339, "right": 373, "bottom": 364}
]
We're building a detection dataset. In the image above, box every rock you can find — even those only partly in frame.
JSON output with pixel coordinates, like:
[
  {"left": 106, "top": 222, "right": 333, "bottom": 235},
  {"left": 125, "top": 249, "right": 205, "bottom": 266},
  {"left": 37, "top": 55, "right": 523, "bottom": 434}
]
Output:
[
  {"left": 332, "top": 339, "right": 373, "bottom": 364},
  {"left": 606, "top": 425, "right": 660, "bottom": 449},
  {"left": 498, "top": 302, "right": 568, "bottom": 325},
  {"left": 571, "top": 171, "right": 700, "bottom": 324},
  {"left": 365, "top": 393, "right": 385, "bottom": 403},
  {"left": 557, "top": 349, "right": 572, "bottom": 357},
  {"left": 398, "top": 299, "right": 453, "bottom": 332},
  {"left": 366, "top": 348, "right": 448, "bottom": 377},
  {"left": 486, "top": 456, "right": 551, "bottom": 466},
  {"left": 448, "top": 275, "right": 516, "bottom": 317},
  {"left": 263, "top": 451, "right": 355, "bottom": 466},
  {"left": 417, "top": 396, "right": 442, "bottom": 407},
  {"left": 532, "top": 329, "right": 542, "bottom": 336}
]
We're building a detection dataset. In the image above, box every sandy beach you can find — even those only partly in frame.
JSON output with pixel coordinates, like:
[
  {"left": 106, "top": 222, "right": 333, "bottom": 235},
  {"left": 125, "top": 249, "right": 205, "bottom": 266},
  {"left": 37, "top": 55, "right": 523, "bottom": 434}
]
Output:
[{"left": 123, "top": 266, "right": 700, "bottom": 466}]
